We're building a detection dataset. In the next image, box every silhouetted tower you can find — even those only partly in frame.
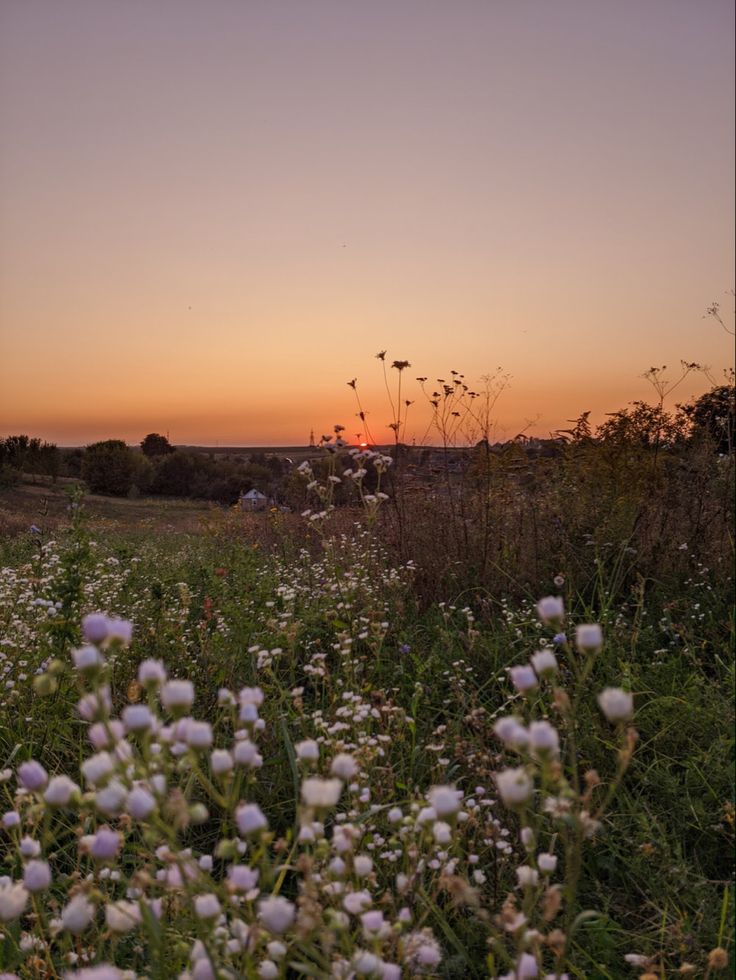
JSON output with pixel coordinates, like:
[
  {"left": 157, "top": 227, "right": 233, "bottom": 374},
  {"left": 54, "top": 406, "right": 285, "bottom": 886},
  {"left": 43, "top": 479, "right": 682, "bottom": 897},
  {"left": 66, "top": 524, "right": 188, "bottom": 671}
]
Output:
[{"left": 309, "top": 429, "right": 315, "bottom": 448}]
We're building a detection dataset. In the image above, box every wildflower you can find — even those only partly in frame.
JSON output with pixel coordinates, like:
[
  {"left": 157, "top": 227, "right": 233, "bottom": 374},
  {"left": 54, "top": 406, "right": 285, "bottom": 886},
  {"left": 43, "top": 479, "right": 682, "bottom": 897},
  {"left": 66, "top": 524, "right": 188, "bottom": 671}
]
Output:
[
  {"left": 494, "top": 716, "right": 529, "bottom": 749},
  {"left": 553, "top": 632, "right": 567, "bottom": 645},
  {"left": 495, "top": 767, "right": 533, "bottom": 807},
  {"left": 428, "top": 785, "right": 462, "bottom": 818},
  {"left": 301, "top": 777, "right": 343, "bottom": 809},
  {"left": 161, "top": 679, "right": 195, "bottom": 711},
  {"left": 354, "top": 855, "right": 373, "bottom": 875},
  {"left": 236, "top": 803, "right": 268, "bottom": 836},
  {"left": 185, "top": 721, "right": 213, "bottom": 750},
  {"left": 538, "top": 853, "right": 558, "bottom": 874},
  {"left": 138, "top": 659, "right": 167, "bottom": 686},
  {"left": 17, "top": 760, "right": 48, "bottom": 791},
  {"left": 82, "top": 752, "right": 115, "bottom": 786},
  {"left": 210, "top": 749, "right": 233, "bottom": 774},
  {"left": 331, "top": 753, "right": 358, "bottom": 779},
  {"left": 708, "top": 948, "right": 729, "bottom": 970},
  {"left": 0, "top": 881, "right": 29, "bottom": 922},
  {"left": 516, "top": 865, "right": 539, "bottom": 888},
  {"left": 106, "top": 618, "right": 133, "bottom": 646},
  {"left": 126, "top": 786, "right": 156, "bottom": 820},
  {"left": 343, "top": 890, "right": 372, "bottom": 915},
  {"left": 575, "top": 624, "right": 603, "bottom": 651},
  {"left": 510, "top": 665, "right": 538, "bottom": 694},
  {"left": 194, "top": 894, "right": 221, "bottom": 920},
  {"left": 258, "top": 895, "right": 296, "bottom": 933},
  {"left": 528, "top": 721, "right": 560, "bottom": 756},
  {"left": 23, "top": 860, "right": 51, "bottom": 892},
  {"left": 82, "top": 613, "right": 109, "bottom": 644},
  {"left": 72, "top": 645, "right": 104, "bottom": 673},
  {"left": 44, "top": 775, "right": 79, "bottom": 806},
  {"left": 530, "top": 649, "right": 558, "bottom": 676},
  {"left": 122, "top": 704, "right": 154, "bottom": 732},
  {"left": 227, "top": 864, "right": 259, "bottom": 891},
  {"left": 387, "top": 807, "right": 403, "bottom": 823},
  {"left": 20, "top": 837, "right": 41, "bottom": 858},
  {"left": 515, "top": 953, "right": 538, "bottom": 978},
  {"left": 77, "top": 688, "right": 112, "bottom": 721},
  {"left": 88, "top": 720, "right": 124, "bottom": 750},
  {"left": 597, "top": 687, "right": 634, "bottom": 722},
  {"left": 433, "top": 821, "right": 452, "bottom": 844},
  {"left": 295, "top": 739, "right": 320, "bottom": 761},
  {"left": 89, "top": 827, "right": 122, "bottom": 861},
  {"left": 95, "top": 780, "right": 127, "bottom": 816},
  {"left": 105, "top": 900, "right": 141, "bottom": 933},
  {"left": 64, "top": 967, "right": 123, "bottom": 980},
  {"left": 537, "top": 596, "right": 564, "bottom": 623},
  {"left": 61, "top": 894, "right": 95, "bottom": 933},
  {"left": 233, "top": 740, "right": 263, "bottom": 767}
]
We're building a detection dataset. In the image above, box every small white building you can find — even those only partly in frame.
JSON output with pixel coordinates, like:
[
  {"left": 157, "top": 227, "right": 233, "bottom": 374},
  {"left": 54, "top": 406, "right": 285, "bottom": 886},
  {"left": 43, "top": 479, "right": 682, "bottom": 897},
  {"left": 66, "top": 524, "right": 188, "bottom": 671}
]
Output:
[{"left": 240, "top": 488, "right": 269, "bottom": 512}]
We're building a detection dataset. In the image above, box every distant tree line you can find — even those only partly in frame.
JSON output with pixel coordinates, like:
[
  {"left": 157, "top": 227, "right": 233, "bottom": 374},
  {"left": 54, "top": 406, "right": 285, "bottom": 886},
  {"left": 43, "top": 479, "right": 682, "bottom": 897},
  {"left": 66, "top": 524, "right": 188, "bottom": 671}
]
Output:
[{"left": 76, "top": 435, "right": 289, "bottom": 503}]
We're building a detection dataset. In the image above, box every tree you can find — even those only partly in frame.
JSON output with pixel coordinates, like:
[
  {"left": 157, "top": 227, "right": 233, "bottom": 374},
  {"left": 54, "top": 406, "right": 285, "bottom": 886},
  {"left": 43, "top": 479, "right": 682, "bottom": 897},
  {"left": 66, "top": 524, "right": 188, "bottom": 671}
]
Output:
[
  {"left": 680, "top": 384, "right": 736, "bottom": 454},
  {"left": 82, "top": 440, "right": 141, "bottom": 495},
  {"left": 141, "top": 433, "right": 174, "bottom": 458}
]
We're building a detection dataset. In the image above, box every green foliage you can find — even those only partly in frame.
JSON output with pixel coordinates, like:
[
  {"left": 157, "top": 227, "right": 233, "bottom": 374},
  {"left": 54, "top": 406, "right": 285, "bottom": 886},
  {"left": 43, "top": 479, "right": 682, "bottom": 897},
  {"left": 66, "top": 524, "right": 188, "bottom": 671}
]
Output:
[
  {"left": 81, "top": 439, "right": 150, "bottom": 495},
  {"left": 140, "top": 432, "right": 175, "bottom": 457}
]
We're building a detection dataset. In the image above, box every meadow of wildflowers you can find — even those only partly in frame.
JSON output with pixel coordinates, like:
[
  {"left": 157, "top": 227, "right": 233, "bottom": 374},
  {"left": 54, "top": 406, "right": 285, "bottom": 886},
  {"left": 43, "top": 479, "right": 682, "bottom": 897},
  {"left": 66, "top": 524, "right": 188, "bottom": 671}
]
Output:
[{"left": 0, "top": 438, "right": 733, "bottom": 980}]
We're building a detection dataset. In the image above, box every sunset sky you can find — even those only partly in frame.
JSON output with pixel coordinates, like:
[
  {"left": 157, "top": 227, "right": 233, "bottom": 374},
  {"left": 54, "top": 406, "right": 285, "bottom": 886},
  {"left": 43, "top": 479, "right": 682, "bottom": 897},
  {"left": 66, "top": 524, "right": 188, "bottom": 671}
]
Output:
[{"left": 1, "top": 0, "right": 733, "bottom": 446}]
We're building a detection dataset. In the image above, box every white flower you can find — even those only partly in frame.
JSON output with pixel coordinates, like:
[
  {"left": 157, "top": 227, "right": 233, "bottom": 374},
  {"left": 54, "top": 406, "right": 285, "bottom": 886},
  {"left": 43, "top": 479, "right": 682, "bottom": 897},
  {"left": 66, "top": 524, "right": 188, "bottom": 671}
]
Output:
[
  {"left": 194, "top": 894, "right": 221, "bottom": 920},
  {"left": 494, "top": 716, "right": 529, "bottom": 749},
  {"left": 161, "top": 680, "right": 194, "bottom": 710},
  {"left": 122, "top": 705, "right": 153, "bottom": 732},
  {"left": 236, "top": 803, "right": 268, "bottom": 836},
  {"left": 530, "top": 650, "right": 558, "bottom": 676},
  {"left": 72, "top": 645, "right": 104, "bottom": 672},
  {"left": 331, "top": 753, "right": 358, "bottom": 780},
  {"left": 233, "top": 740, "right": 262, "bottom": 768},
  {"left": 510, "top": 665, "right": 538, "bottom": 694},
  {"left": 428, "top": 785, "right": 461, "bottom": 818},
  {"left": 258, "top": 962, "right": 278, "bottom": 979},
  {"left": 515, "top": 865, "right": 539, "bottom": 888},
  {"left": 538, "top": 853, "right": 557, "bottom": 874},
  {"left": 597, "top": 687, "right": 633, "bottom": 722},
  {"left": 343, "top": 890, "right": 372, "bottom": 915},
  {"left": 387, "top": 807, "right": 403, "bottom": 823},
  {"left": 257, "top": 895, "right": 295, "bottom": 933},
  {"left": 228, "top": 864, "right": 259, "bottom": 891},
  {"left": 138, "top": 659, "right": 167, "bottom": 686},
  {"left": 295, "top": 739, "right": 319, "bottom": 761},
  {"left": 82, "top": 613, "right": 110, "bottom": 644},
  {"left": 210, "top": 750, "right": 233, "bottom": 775},
  {"left": 23, "top": 860, "right": 51, "bottom": 892},
  {"left": 432, "top": 821, "right": 452, "bottom": 844},
  {"left": 516, "top": 952, "right": 538, "bottom": 978},
  {"left": 126, "top": 786, "right": 155, "bottom": 820},
  {"left": 495, "top": 767, "right": 533, "bottom": 807},
  {"left": 0, "top": 881, "right": 29, "bottom": 921},
  {"left": 20, "top": 836, "right": 41, "bottom": 858},
  {"left": 536, "top": 596, "right": 564, "bottom": 623},
  {"left": 95, "top": 780, "right": 127, "bottom": 816},
  {"left": 61, "top": 894, "right": 95, "bottom": 934},
  {"left": 17, "top": 760, "right": 48, "bottom": 791},
  {"left": 528, "top": 721, "right": 560, "bottom": 756},
  {"left": 301, "top": 777, "right": 343, "bottom": 809},
  {"left": 105, "top": 900, "right": 141, "bottom": 933},
  {"left": 81, "top": 752, "right": 114, "bottom": 786},
  {"left": 185, "top": 722, "right": 213, "bottom": 750},
  {"left": 353, "top": 855, "right": 373, "bottom": 876},
  {"left": 575, "top": 624, "right": 603, "bottom": 651},
  {"left": 44, "top": 775, "right": 79, "bottom": 806}
]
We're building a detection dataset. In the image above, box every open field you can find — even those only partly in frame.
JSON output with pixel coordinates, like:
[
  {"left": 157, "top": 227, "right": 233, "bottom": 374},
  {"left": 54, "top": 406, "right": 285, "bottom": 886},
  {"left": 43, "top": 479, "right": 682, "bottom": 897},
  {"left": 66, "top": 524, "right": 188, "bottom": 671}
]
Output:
[{"left": 0, "top": 436, "right": 733, "bottom": 979}]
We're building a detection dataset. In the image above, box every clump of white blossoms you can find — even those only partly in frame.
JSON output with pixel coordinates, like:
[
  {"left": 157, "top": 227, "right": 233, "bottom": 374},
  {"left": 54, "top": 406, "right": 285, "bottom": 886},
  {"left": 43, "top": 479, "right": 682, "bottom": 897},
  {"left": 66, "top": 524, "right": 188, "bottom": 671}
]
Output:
[{"left": 0, "top": 581, "right": 642, "bottom": 980}]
